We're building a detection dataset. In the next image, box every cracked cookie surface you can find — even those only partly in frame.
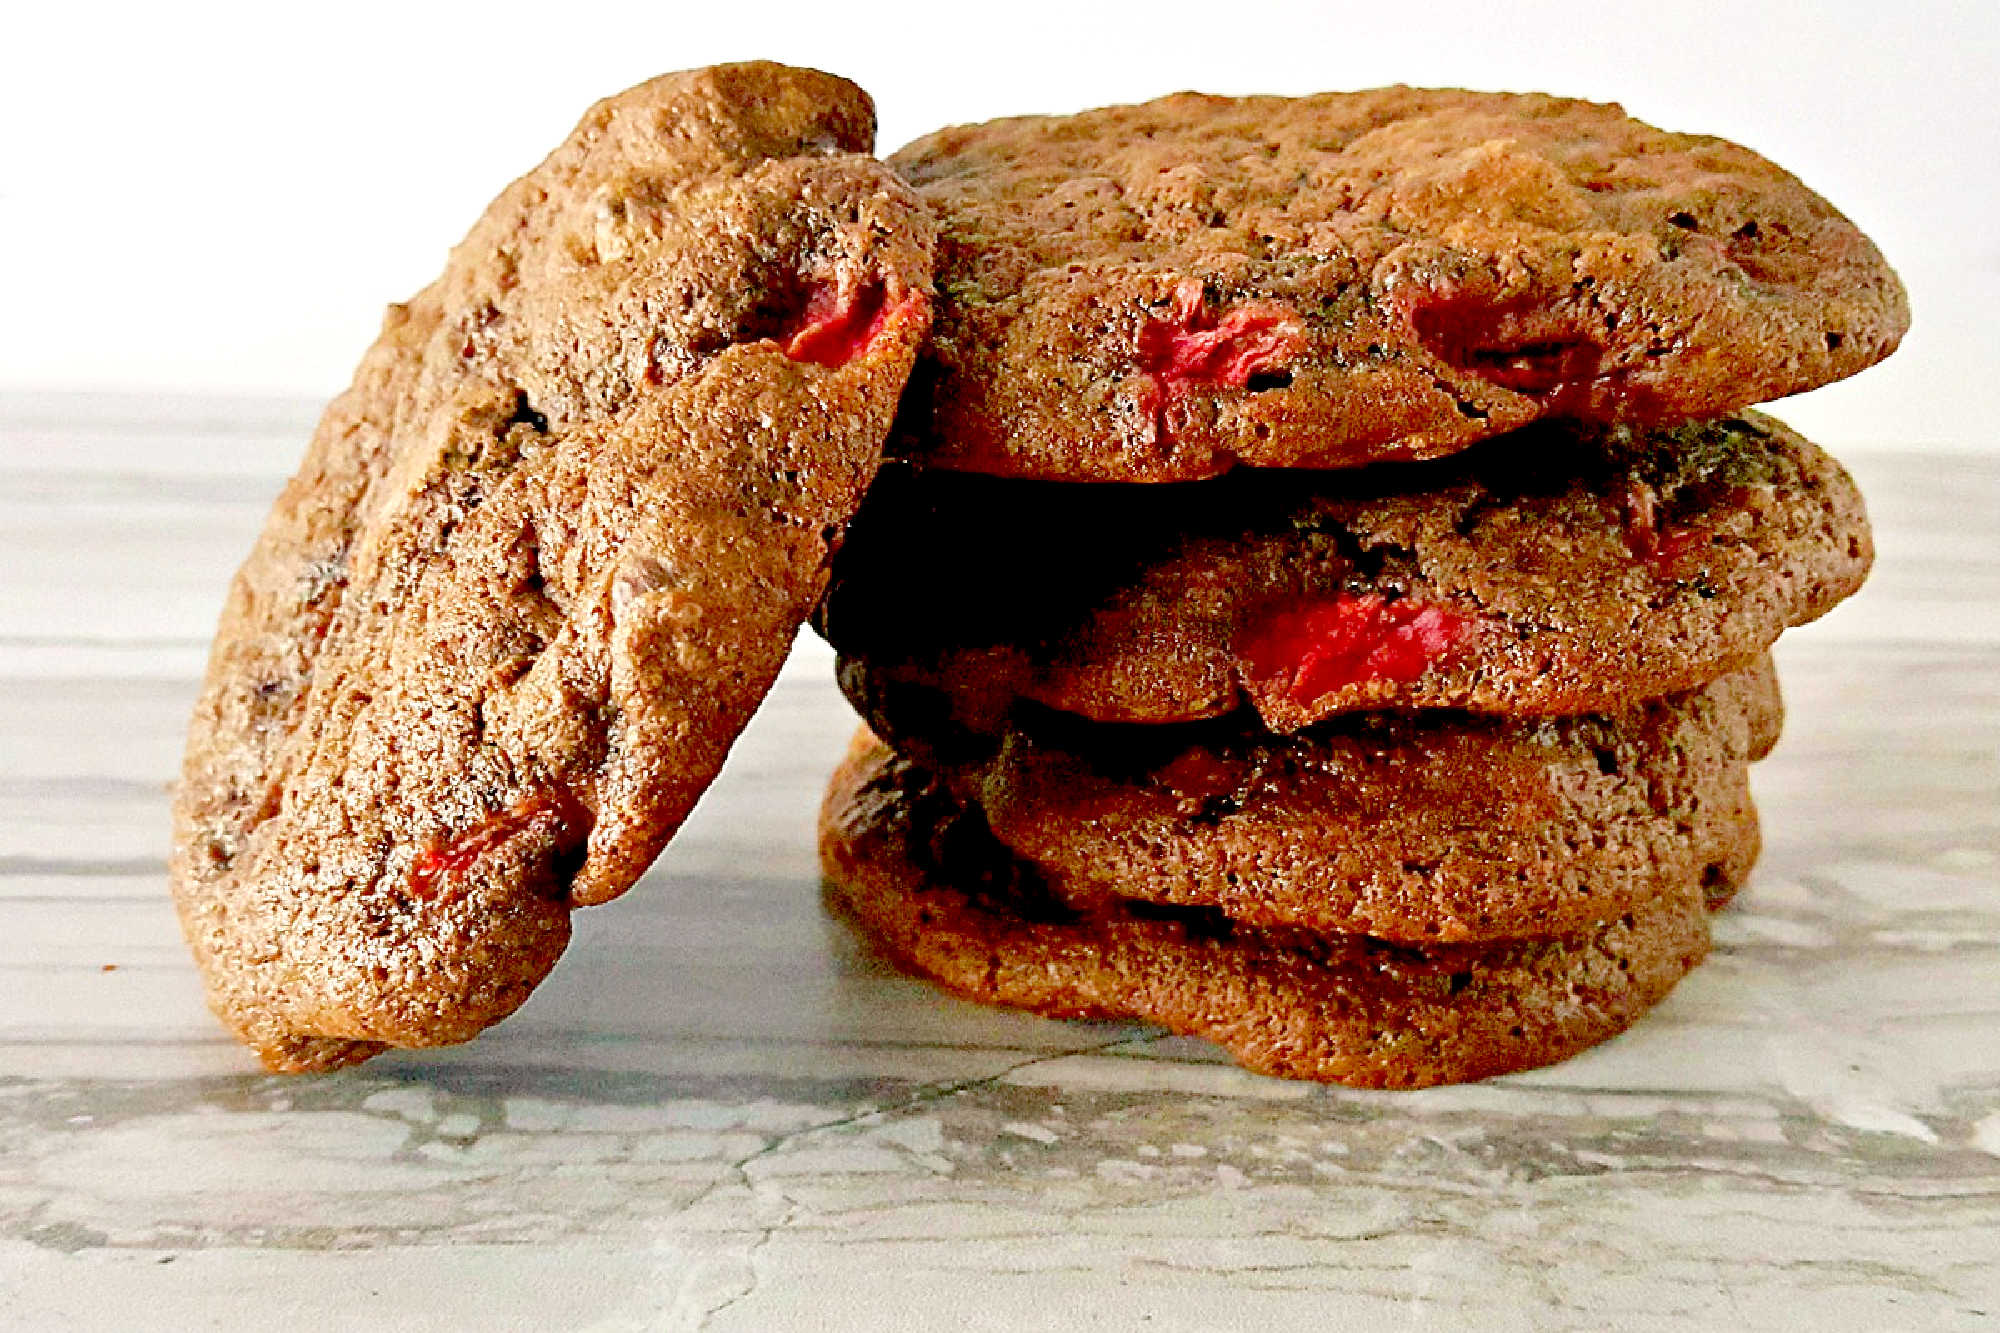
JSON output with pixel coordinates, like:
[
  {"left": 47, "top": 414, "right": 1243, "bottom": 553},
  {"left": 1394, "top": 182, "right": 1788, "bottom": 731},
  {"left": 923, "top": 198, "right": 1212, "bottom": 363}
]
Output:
[
  {"left": 890, "top": 87, "right": 1906, "bottom": 481},
  {"left": 819, "top": 413, "right": 1868, "bottom": 735},
  {"left": 171, "top": 62, "right": 935, "bottom": 1072},
  {"left": 820, "top": 729, "right": 1715, "bottom": 1087}
]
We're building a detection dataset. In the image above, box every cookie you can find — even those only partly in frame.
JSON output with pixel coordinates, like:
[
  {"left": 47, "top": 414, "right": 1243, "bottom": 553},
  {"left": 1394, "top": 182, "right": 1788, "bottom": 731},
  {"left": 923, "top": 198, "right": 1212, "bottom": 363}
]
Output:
[
  {"left": 821, "top": 730, "right": 1714, "bottom": 1087},
  {"left": 848, "top": 657, "right": 1773, "bottom": 942},
  {"left": 820, "top": 413, "right": 1867, "bottom": 734},
  {"left": 171, "top": 63, "right": 936, "bottom": 1072},
  {"left": 890, "top": 87, "right": 1906, "bottom": 482}
]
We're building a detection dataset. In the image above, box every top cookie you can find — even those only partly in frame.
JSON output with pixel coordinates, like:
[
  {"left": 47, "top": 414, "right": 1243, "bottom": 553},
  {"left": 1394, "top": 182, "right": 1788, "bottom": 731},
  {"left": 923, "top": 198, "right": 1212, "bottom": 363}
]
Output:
[
  {"left": 891, "top": 87, "right": 1907, "bottom": 481},
  {"left": 171, "top": 63, "right": 935, "bottom": 1072}
]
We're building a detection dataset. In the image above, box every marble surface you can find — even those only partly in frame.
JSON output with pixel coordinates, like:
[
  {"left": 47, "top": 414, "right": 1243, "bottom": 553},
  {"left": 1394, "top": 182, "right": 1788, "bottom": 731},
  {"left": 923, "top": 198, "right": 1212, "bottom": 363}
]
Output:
[{"left": 1, "top": 395, "right": 1995, "bottom": 1331}]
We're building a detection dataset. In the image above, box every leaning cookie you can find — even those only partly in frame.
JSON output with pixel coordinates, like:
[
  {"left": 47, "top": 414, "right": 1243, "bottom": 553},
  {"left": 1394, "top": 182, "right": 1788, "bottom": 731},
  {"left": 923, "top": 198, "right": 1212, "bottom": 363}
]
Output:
[
  {"left": 892, "top": 87, "right": 1906, "bottom": 481},
  {"left": 822, "top": 731, "right": 1714, "bottom": 1087},
  {"left": 849, "top": 659, "right": 1774, "bottom": 942},
  {"left": 820, "top": 413, "right": 1866, "bottom": 734},
  {"left": 171, "top": 63, "right": 935, "bottom": 1072}
]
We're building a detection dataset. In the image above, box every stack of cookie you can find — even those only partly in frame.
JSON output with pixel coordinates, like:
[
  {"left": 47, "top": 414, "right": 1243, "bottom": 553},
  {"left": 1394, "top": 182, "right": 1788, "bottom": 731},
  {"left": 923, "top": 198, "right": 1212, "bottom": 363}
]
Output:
[{"left": 815, "top": 89, "right": 1902, "bottom": 1086}]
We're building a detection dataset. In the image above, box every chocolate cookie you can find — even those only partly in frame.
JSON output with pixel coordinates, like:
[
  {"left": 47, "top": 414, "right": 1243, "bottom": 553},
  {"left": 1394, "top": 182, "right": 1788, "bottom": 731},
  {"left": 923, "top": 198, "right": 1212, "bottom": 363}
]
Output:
[
  {"left": 890, "top": 88, "right": 1906, "bottom": 481},
  {"left": 848, "top": 657, "right": 1773, "bottom": 942},
  {"left": 820, "top": 413, "right": 1867, "bottom": 734},
  {"left": 171, "top": 64, "right": 936, "bottom": 1072},
  {"left": 821, "top": 731, "right": 1714, "bottom": 1087}
]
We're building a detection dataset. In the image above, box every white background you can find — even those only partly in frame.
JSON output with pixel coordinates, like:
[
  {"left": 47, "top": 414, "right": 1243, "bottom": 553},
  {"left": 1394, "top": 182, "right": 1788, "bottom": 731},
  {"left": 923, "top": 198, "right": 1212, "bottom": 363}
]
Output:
[{"left": 6, "top": 0, "right": 1994, "bottom": 450}]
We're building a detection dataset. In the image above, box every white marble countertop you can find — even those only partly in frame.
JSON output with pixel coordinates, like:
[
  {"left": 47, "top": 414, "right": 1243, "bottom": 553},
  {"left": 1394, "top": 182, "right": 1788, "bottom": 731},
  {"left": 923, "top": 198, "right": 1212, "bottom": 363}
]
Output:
[{"left": 1, "top": 395, "right": 1995, "bottom": 1331}]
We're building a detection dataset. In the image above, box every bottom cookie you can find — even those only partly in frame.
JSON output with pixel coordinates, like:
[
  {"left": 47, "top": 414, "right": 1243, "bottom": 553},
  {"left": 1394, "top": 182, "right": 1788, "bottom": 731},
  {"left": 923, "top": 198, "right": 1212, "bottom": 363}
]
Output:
[{"left": 821, "top": 730, "right": 1717, "bottom": 1088}]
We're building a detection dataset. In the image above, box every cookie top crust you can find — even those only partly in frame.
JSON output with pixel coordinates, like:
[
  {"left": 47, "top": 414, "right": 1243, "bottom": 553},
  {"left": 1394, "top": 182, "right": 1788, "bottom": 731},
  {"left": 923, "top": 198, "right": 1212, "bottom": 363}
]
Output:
[
  {"left": 820, "top": 729, "right": 1714, "bottom": 1087},
  {"left": 171, "top": 63, "right": 935, "bottom": 1072},
  {"left": 845, "top": 655, "right": 1774, "bottom": 943},
  {"left": 819, "top": 413, "right": 1868, "bottom": 735},
  {"left": 890, "top": 87, "right": 1907, "bottom": 481}
]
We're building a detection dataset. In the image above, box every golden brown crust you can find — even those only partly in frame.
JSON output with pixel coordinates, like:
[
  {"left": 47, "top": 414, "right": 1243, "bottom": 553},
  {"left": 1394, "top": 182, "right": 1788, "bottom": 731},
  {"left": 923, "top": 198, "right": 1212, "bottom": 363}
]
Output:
[
  {"left": 891, "top": 88, "right": 1906, "bottom": 481},
  {"left": 820, "top": 730, "right": 1715, "bottom": 1088},
  {"left": 171, "top": 63, "right": 936, "bottom": 1072},
  {"left": 819, "top": 413, "right": 1866, "bottom": 735}
]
